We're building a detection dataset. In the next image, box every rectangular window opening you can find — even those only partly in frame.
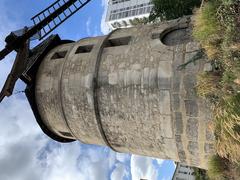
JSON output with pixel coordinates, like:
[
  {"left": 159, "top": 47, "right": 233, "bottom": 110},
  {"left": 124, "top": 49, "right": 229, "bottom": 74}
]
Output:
[
  {"left": 105, "top": 36, "right": 131, "bottom": 48},
  {"left": 75, "top": 45, "right": 94, "bottom": 54},
  {"left": 51, "top": 51, "right": 67, "bottom": 59}
]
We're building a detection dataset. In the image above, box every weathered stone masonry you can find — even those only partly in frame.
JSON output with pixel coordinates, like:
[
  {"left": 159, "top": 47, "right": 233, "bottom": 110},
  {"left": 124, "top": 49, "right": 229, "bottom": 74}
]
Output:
[{"left": 34, "top": 17, "right": 215, "bottom": 169}]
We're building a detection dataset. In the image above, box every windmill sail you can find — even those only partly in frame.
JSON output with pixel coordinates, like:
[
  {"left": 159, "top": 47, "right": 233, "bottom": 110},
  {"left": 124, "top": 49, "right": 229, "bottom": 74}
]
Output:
[
  {"left": 0, "top": 0, "right": 91, "bottom": 61},
  {"left": 31, "top": 0, "right": 91, "bottom": 40}
]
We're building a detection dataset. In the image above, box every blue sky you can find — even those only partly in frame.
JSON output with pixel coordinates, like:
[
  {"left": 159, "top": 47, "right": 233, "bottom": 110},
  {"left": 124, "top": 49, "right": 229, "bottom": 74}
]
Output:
[{"left": 0, "top": 0, "right": 175, "bottom": 179}]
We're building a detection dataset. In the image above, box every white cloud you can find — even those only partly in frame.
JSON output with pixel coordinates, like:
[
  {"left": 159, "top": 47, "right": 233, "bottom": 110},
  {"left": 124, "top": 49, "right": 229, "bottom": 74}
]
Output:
[
  {"left": 0, "top": 1, "right": 20, "bottom": 44},
  {"left": 100, "top": 0, "right": 110, "bottom": 34},
  {"left": 156, "top": 159, "right": 164, "bottom": 167},
  {"left": 0, "top": 97, "right": 46, "bottom": 180},
  {"left": 111, "top": 163, "right": 128, "bottom": 180},
  {"left": 131, "top": 155, "right": 160, "bottom": 180},
  {"left": 116, "top": 152, "right": 131, "bottom": 163},
  {"left": 86, "top": 17, "right": 92, "bottom": 36},
  {"left": 41, "top": 142, "right": 85, "bottom": 180},
  {"left": 161, "top": 177, "right": 172, "bottom": 180}
]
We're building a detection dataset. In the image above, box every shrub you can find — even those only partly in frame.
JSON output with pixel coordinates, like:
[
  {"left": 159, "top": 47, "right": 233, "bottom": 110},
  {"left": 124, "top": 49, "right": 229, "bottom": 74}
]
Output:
[
  {"left": 193, "top": 1, "right": 222, "bottom": 59},
  {"left": 207, "top": 155, "right": 228, "bottom": 180}
]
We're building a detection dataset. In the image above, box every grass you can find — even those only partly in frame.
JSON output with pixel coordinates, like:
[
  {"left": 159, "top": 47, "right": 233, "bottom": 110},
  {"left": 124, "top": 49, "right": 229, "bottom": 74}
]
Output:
[
  {"left": 207, "top": 155, "right": 228, "bottom": 180},
  {"left": 214, "top": 95, "right": 240, "bottom": 163},
  {"left": 207, "top": 154, "right": 240, "bottom": 180},
  {"left": 193, "top": 0, "right": 240, "bottom": 174},
  {"left": 196, "top": 72, "right": 221, "bottom": 98},
  {"left": 193, "top": 0, "right": 222, "bottom": 59}
]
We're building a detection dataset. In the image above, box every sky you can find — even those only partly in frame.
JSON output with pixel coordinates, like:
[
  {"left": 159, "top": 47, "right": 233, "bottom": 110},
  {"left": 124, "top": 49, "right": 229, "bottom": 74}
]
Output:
[{"left": 0, "top": 0, "right": 176, "bottom": 180}]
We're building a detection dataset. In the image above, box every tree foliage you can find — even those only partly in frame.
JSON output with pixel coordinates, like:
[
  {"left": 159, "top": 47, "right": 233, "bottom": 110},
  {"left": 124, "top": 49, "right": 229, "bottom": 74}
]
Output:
[{"left": 149, "top": 0, "right": 201, "bottom": 21}]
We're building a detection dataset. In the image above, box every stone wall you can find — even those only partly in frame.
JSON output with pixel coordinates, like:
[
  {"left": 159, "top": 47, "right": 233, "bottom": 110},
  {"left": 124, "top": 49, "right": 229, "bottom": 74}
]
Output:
[{"left": 35, "top": 17, "right": 215, "bottom": 169}]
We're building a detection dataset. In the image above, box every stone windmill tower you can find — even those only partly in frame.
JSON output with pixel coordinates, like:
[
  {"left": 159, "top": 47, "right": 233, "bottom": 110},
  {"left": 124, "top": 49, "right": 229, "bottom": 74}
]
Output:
[
  {"left": 0, "top": 0, "right": 215, "bottom": 169},
  {"left": 28, "top": 16, "right": 214, "bottom": 169}
]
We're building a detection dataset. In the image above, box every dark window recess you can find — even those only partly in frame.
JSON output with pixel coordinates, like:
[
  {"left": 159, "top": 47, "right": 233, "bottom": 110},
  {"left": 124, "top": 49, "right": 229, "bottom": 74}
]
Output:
[
  {"left": 59, "top": 131, "right": 73, "bottom": 138},
  {"left": 161, "top": 28, "right": 192, "bottom": 46},
  {"left": 152, "top": 28, "right": 192, "bottom": 46},
  {"left": 51, "top": 51, "right": 67, "bottom": 59},
  {"left": 105, "top": 36, "right": 131, "bottom": 47},
  {"left": 75, "top": 45, "right": 94, "bottom": 54}
]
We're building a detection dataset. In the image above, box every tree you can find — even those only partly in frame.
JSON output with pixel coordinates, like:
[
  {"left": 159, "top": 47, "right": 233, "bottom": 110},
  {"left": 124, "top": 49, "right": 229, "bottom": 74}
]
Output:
[{"left": 149, "top": 0, "right": 202, "bottom": 22}]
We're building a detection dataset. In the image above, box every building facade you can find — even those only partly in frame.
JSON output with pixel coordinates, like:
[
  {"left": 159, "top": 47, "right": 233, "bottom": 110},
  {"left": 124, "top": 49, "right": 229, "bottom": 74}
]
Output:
[
  {"left": 105, "top": 0, "right": 154, "bottom": 30},
  {"left": 172, "top": 162, "right": 196, "bottom": 180},
  {"left": 28, "top": 17, "right": 215, "bottom": 170}
]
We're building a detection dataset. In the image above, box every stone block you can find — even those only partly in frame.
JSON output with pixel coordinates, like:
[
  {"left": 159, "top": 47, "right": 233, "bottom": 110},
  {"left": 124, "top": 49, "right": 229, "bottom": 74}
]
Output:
[
  {"left": 158, "top": 78, "right": 171, "bottom": 89},
  {"left": 118, "top": 70, "right": 125, "bottom": 86},
  {"left": 164, "top": 139, "right": 177, "bottom": 158},
  {"left": 186, "top": 118, "right": 199, "bottom": 141},
  {"left": 206, "top": 127, "right": 215, "bottom": 141},
  {"left": 158, "top": 61, "right": 172, "bottom": 78},
  {"left": 175, "top": 135, "right": 184, "bottom": 151},
  {"left": 130, "top": 70, "right": 141, "bottom": 85},
  {"left": 160, "top": 115, "right": 173, "bottom": 138},
  {"left": 175, "top": 112, "right": 183, "bottom": 134},
  {"left": 172, "top": 94, "right": 180, "bottom": 111},
  {"left": 175, "top": 135, "right": 182, "bottom": 143},
  {"left": 131, "top": 63, "right": 142, "bottom": 70},
  {"left": 158, "top": 48, "right": 174, "bottom": 62},
  {"left": 173, "top": 54, "right": 184, "bottom": 71},
  {"left": 174, "top": 44, "right": 185, "bottom": 54},
  {"left": 204, "top": 143, "right": 215, "bottom": 154},
  {"left": 149, "top": 69, "right": 158, "bottom": 88},
  {"left": 84, "top": 73, "right": 93, "bottom": 89},
  {"left": 186, "top": 41, "right": 201, "bottom": 52},
  {"left": 187, "top": 141, "right": 199, "bottom": 156},
  {"left": 172, "top": 76, "right": 181, "bottom": 92},
  {"left": 189, "top": 157, "right": 200, "bottom": 167},
  {"left": 142, "top": 67, "right": 150, "bottom": 88},
  {"left": 183, "top": 74, "right": 197, "bottom": 98},
  {"left": 178, "top": 151, "right": 187, "bottom": 162},
  {"left": 184, "top": 100, "right": 199, "bottom": 117},
  {"left": 124, "top": 70, "right": 132, "bottom": 86},
  {"left": 109, "top": 73, "right": 118, "bottom": 85},
  {"left": 159, "top": 91, "right": 171, "bottom": 114},
  {"left": 98, "top": 71, "right": 108, "bottom": 86}
]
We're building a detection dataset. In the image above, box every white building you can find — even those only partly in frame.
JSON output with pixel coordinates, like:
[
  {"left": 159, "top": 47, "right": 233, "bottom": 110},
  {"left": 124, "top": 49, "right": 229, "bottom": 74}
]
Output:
[
  {"left": 105, "top": 0, "right": 154, "bottom": 30},
  {"left": 172, "top": 162, "right": 196, "bottom": 180}
]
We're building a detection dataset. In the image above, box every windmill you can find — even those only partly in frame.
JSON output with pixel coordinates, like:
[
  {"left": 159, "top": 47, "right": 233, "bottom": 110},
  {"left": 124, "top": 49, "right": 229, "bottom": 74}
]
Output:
[{"left": 0, "top": 0, "right": 92, "bottom": 102}]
